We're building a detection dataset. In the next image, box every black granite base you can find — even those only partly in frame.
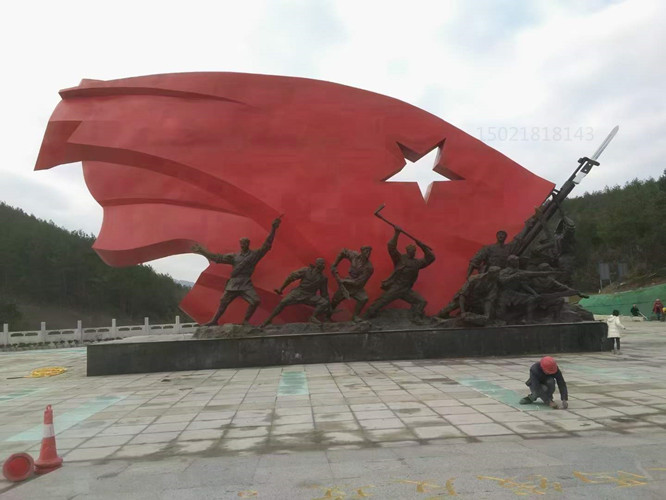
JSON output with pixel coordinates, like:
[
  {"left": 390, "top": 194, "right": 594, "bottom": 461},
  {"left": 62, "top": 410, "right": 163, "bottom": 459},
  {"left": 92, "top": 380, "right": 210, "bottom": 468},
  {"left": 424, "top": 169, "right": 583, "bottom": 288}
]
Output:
[{"left": 87, "top": 321, "right": 609, "bottom": 376}]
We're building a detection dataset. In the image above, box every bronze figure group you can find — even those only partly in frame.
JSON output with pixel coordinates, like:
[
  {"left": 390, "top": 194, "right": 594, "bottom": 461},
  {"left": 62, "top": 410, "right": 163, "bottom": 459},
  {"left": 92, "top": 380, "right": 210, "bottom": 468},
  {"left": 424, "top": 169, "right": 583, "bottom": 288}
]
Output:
[{"left": 192, "top": 205, "right": 586, "bottom": 327}]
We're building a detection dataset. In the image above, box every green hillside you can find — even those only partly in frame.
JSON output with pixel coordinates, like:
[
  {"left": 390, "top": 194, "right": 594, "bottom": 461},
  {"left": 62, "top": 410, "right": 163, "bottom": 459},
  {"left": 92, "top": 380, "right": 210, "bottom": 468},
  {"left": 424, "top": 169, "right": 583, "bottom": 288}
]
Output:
[
  {"left": 0, "top": 202, "right": 192, "bottom": 329},
  {"left": 563, "top": 170, "right": 666, "bottom": 293}
]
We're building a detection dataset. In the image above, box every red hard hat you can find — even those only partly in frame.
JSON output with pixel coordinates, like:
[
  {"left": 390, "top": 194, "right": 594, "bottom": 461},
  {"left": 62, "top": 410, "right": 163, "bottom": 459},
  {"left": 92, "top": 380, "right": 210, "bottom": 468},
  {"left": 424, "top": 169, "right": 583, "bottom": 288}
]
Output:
[{"left": 540, "top": 356, "right": 558, "bottom": 374}]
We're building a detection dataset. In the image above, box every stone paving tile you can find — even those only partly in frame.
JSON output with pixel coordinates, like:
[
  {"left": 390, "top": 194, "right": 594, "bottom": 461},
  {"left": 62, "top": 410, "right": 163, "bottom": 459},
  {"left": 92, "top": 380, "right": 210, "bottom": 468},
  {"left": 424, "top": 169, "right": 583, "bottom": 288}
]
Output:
[
  {"left": 275, "top": 406, "right": 315, "bottom": 416},
  {"left": 230, "top": 418, "right": 272, "bottom": 427},
  {"left": 352, "top": 410, "right": 395, "bottom": 420},
  {"left": 219, "top": 437, "right": 268, "bottom": 452},
  {"left": 391, "top": 406, "right": 437, "bottom": 417},
  {"left": 98, "top": 424, "right": 149, "bottom": 436},
  {"left": 312, "top": 405, "right": 350, "bottom": 414},
  {"left": 80, "top": 434, "right": 134, "bottom": 448},
  {"left": 358, "top": 418, "right": 405, "bottom": 430},
  {"left": 186, "top": 419, "right": 230, "bottom": 430},
  {"left": 321, "top": 431, "right": 365, "bottom": 445},
  {"left": 502, "top": 421, "right": 559, "bottom": 434},
  {"left": 155, "top": 413, "right": 198, "bottom": 424},
  {"left": 64, "top": 446, "right": 121, "bottom": 461},
  {"left": 483, "top": 411, "right": 539, "bottom": 422},
  {"left": 445, "top": 412, "right": 493, "bottom": 425},
  {"left": 192, "top": 410, "right": 236, "bottom": 420},
  {"left": 143, "top": 422, "right": 189, "bottom": 433},
  {"left": 475, "top": 403, "right": 518, "bottom": 413},
  {"left": 349, "top": 403, "right": 389, "bottom": 411},
  {"left": 174, "top": 440, "right": 218, "bottom": 454},
  {"left": 432, "top": 405, "right": 480, "bottom": 416},
  {"left": 412, "top": 425, "right": 464, "bottom": 439},
  {"left": 116, "top": 416, "right": 158, "bottom": 425},
  {"left": 313, "top": 412, "right": 355, "bottom": 422},
  {"left": 644, "top": 414, "right": 666, "bottom": 425},
  {"left": 114, "top": 443, "right": 169, "bottom": 458},
  {"left": 315, "top": 421, "right": 361, "bottom": 432},
  {"left": 456, "top": 423, "right": 512, "bottom": 436},
  {"left": 129, "top": 432, "right": 180, "bottom": 444},
  {"left": 552, "top": 419, "right": 606, "bottom": 432},
  {"left": 398, "top": 415, "right": 448, "bottom": 426},
  {"left": 569, "top": 407, "right": 626, "bottom": 419},
  {"left": 178, "top": 429, "right": 224, "bottom": 441},
  {"left": 273, "top": 414, "right": 313, "bottom": 425},
  {"left": 364, "top": 428, "right": 418, "bottom": 442},
  {"left": 225, "top": 426, "right": 269, "bottom": 439},
  {"left": 423, "top": 399, "right": 462, "bottom": 407},
  {"left": 271, "top": 423, "right": 315, "bottom": 435}
]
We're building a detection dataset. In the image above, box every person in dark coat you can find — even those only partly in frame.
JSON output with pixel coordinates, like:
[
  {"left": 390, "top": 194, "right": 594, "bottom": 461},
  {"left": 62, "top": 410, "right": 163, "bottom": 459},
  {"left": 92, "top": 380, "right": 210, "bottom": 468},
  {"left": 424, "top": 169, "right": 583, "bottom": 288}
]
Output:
[{"left": 519, "top": 356, "right": 568, "bottom": 409}]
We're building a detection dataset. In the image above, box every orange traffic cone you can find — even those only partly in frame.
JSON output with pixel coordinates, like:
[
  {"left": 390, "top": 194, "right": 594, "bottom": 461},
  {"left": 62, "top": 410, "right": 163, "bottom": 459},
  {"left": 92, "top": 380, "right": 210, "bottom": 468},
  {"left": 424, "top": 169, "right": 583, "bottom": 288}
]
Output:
[
  {"left": 2, "top": 452, "right": 34, "bottom": 482},
  {"left": 34, "top": 405, "right": 62, "bottom": 475}
]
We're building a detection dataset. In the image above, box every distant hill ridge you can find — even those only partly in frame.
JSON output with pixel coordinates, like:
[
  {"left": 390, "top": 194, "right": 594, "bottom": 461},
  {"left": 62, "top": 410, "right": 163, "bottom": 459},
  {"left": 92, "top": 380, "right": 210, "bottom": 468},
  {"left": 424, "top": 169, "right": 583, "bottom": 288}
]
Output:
[
  {"left": 0, "top": 202, "right": 191, "bottom": 329},
  {"left": 563, "top": 170, "right": 666, "bottom": 292}
]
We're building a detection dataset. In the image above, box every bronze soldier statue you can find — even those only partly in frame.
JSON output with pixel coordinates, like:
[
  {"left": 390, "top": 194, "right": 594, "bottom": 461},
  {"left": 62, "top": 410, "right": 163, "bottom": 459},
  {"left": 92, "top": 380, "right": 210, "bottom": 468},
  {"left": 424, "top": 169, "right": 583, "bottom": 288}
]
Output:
[
  {"left": 192, "top": 217, "right": 281, "bottom": 326},
  {"left": 531, "top": 262, "right": 588, "bottom": 321},
  {"left": 530, "top": 214, "right": 576, "bottom": 285},
  {"left": 329, "top": 246, "right": 374, "bottom": 321},
  {"left": 261, "top": 258, "right": 331, "bottom": 326},
  {"left": 438, "top": 266, "right": 501, "bottom": 320},
  {"left": 496, "top": 255, "right": 559, "bottom": 323},
  {"left": 364, "top": 227, "right": 435, "bottom": 320},
  {"left": 467, "top": 230, "right": 519, "bottom": 278}
]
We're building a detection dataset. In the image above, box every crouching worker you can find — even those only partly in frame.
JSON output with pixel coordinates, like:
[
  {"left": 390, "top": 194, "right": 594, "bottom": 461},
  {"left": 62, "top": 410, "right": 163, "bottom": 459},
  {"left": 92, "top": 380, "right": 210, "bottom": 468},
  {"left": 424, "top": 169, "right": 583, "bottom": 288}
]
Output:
[{"left": 519, "top": 356, "right": 569, "bottom": 409}]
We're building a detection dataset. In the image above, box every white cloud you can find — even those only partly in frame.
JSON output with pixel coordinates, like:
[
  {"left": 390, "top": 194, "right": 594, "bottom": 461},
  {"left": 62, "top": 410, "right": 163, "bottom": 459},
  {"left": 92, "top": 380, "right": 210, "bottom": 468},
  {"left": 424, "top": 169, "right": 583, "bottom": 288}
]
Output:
[{"left": 1, "top": 0, "right": 663, "bottom": 281}]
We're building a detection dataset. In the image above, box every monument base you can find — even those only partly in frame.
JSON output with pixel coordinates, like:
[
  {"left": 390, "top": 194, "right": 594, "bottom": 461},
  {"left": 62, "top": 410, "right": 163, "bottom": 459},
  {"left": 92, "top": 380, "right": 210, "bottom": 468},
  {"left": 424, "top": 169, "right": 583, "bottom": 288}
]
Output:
[{"left": 87, "top": 321, "right": 609, "bottom": 376}]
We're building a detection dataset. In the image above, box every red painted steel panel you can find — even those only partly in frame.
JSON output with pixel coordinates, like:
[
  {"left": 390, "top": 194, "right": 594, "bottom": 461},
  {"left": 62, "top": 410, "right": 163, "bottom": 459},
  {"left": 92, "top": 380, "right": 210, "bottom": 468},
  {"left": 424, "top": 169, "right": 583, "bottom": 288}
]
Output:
[{"left": 36, "top": 73, "right": 553, "bottom": 324}]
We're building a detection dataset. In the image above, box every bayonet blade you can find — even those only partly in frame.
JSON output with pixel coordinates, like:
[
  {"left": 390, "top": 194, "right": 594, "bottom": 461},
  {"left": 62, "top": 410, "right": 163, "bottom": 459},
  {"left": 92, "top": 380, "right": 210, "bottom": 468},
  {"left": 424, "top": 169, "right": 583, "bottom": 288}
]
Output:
[{"left": 591, "top": 125, "right": 619, "bottom": 161}]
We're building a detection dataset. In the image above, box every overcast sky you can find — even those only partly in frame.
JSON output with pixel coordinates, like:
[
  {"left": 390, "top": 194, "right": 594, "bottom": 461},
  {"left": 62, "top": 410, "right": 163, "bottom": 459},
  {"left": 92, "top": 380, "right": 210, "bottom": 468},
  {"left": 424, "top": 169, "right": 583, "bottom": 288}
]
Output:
[{"left": 2, "top": 0, "right": 664, "bottom": 282}]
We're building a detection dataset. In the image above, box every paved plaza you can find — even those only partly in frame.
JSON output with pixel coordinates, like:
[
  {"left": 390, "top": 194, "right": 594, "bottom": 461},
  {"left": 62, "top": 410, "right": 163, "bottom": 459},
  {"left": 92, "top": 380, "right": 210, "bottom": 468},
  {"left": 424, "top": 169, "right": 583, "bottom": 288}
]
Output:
[{"left": 1, "top": 322, "right": 666, "bottom": 498}]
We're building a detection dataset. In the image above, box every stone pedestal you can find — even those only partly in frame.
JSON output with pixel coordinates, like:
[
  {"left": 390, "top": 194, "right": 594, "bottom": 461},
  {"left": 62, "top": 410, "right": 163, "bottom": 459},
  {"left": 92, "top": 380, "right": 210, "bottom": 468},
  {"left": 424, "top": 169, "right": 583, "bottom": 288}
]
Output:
[{"left": 87, "top": 321, "right": 609, "bottom": 376}]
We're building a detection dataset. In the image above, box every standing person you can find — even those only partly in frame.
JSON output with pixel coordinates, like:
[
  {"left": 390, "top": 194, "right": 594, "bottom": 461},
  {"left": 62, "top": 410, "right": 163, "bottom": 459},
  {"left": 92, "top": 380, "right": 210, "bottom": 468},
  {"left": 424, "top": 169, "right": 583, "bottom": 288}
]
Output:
[
  {"left": 192, "top": 217, "right": 281, "bottom": 326},
  {"left": 653, "top": 299, "right": 663, "bottom": 321},
  {"left": 519, "top": 356, "right": 569, "bottom": 409},
  {"left": 329, "top": 246, "right": 374, "bottom": 321},
  {"left": 364, "top": 226, "right": 435, "bottom": 320},
  {"left": 606, "top": 309, "right": 626, "bottom": 354},
  {"left": 261, "top": 258, "right": 330, "bottom": 326}
]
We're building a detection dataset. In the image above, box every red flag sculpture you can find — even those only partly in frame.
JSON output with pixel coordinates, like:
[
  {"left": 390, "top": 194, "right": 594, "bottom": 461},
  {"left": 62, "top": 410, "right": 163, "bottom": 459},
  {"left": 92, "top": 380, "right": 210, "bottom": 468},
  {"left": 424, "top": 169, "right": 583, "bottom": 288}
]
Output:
[{"left": 36, "top": 72, "right": 553, "bottom": 324}]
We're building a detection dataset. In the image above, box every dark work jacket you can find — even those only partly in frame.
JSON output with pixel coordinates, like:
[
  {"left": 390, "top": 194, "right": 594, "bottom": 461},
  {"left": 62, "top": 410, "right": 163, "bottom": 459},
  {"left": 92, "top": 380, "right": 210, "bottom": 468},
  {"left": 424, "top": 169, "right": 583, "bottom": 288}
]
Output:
[{"left": 526, "top": 362, "right": 568, "bottom": 401}]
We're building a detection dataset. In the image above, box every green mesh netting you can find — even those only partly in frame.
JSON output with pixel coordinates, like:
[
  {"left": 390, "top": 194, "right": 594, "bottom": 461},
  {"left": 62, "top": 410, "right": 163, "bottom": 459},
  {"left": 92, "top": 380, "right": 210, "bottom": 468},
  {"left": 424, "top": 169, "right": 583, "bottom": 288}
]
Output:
[{"left": 579, "top": 283, "right": 666, "bottom": 319}]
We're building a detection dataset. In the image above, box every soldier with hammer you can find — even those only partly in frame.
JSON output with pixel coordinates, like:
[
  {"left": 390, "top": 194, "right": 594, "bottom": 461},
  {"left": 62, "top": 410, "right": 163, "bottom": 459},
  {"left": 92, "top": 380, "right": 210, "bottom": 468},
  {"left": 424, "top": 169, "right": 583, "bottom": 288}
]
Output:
[{"left": 364, "top": 206, "right": 435, "bottom": 320}]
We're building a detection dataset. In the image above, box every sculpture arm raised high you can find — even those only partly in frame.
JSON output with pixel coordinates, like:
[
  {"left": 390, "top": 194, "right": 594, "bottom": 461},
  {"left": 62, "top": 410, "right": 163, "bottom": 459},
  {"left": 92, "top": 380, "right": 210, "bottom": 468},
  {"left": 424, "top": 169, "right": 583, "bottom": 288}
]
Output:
[
  {"left": 387, "top": 228, "right": 401, "bottom": 265},
  {"left": 256, "top": 217, "right": 282, "bottom": 259}
]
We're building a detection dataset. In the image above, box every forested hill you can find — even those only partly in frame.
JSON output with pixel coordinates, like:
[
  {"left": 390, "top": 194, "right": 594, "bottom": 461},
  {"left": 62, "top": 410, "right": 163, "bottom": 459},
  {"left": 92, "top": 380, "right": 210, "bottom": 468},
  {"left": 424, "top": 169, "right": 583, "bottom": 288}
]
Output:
[
  {"left": 563, "top": 170, "right": 666, "bottom": 292},
  {"left": 0, "top": 202, "right": 192, "bottom": 329}
]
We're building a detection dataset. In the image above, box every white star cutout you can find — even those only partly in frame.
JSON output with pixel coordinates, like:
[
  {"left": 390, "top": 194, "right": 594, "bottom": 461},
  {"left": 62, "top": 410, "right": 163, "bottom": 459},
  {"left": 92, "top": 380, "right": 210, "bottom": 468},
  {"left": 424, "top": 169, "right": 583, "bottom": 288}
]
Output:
[{"left": 385, "top": 146, "right": 451, "bottom": 201}]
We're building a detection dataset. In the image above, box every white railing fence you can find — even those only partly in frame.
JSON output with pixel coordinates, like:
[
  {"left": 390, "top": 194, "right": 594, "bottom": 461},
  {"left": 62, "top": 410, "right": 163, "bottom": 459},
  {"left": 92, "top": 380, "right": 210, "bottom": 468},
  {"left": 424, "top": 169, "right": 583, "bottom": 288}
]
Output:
[{"left": 0, "top": 316, "right": 198, "bottom": 348}]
